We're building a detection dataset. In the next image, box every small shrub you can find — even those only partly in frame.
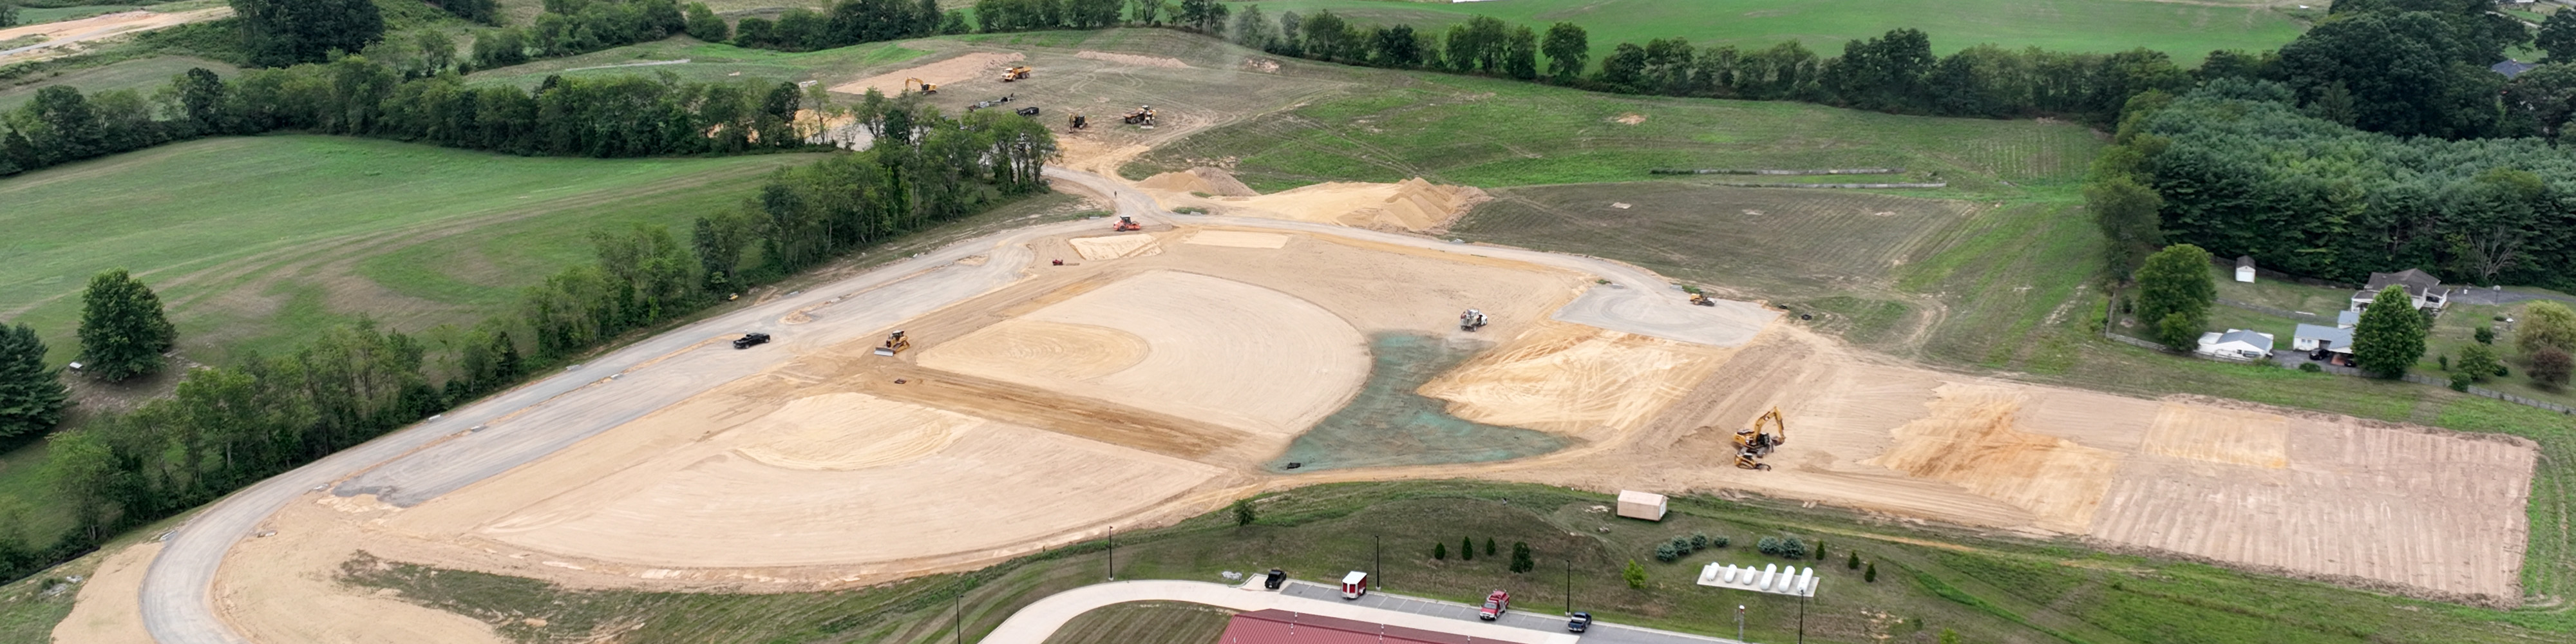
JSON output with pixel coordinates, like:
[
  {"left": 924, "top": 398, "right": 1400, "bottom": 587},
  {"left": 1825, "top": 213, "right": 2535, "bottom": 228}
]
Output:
[
  {"left": 1757, "top": 536, "right": 1783, "bottom": 556},
  {"left": 1510, "top": 542, "right": 1534, "bottom": 573},
  {"left": 1938, "top": 628, "right": 1961, "bottom": 644},
  {"left": 1847, "top": 551, "right": 1861, "bottom": 570},
  {"left": 1865, "top": 562, "right": 1877, "bottom": 583},
  {"left": 1173, "top": 206, "right": 1209, "bottom": 214},
  {"left": 2450, "top": 372, "right": 2473, "bottom": 392},
  {"left": 2298, "top": 362, "right": 2322, "bottom": 372},
  {"left": 1231, "top": 498, "right": 1256, "bottom": 526},
  {"left": 1779, "top": 537, "right": 1808, "bottom": 560},
  {"left": 1670, "top": 536, "right": 1694, "bottom": 554},
  {"left": 1690, "top": 532, "right": 1710, "bottom": 549},
  {"left": 1624, "top": 559, "right": 1648, "bottom": 588},
  {"left": 2534, "top": 347, "right": 2573, "bottom": 386},
  {"left": 2438, "top": 355, "right": 2450, "bottom": 370},
  {"left": 1486, "top": 537, "right": 1497, "bottom": 556},
  {"left": 1434, "top": 542, "right": 1447, "bottom": 560},
  {"left": 2476, "top": 325, "right": 2496, "bottom": 344},
  {"left": 1711, "top": 536, "right": 1729, "bottom": 548},
  {"left": 1815, "top": 541, "right": 1826, "bottom": 560},
  {"left": 1654, "top": 542, "right": 1680, "bottom": 562}
]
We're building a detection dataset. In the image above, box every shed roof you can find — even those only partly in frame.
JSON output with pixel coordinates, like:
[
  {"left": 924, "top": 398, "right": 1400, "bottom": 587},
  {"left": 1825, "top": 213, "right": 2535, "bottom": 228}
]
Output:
[
  {"left": 2295, "top": 324, "right": 2353, "bottom": 352},
  {"left": 1618, "top": 490, "right": 1667, "bottom": 506},
  {"left": 2236, "top": 255, "right": 2255, "bottom": 269},
  {"left": 2199, "top": 329, "right": 2275, "bottom": 352}
]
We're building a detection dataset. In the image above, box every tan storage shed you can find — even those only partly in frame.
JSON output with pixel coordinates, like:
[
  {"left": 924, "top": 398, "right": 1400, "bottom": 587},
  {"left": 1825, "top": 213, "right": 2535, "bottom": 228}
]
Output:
[{"left": 1616, "top": 490, "right": 1668, "bottom": 521}]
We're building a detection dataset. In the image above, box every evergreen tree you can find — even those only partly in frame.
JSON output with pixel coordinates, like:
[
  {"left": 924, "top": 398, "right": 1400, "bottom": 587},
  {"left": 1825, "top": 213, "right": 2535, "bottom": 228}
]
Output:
[
  {"left": 1460, "top": 536, "right": 1474, "bottom": 560},
  {"left": 2353, "top": 285, "right": 2427, "bottom": 377},
  {"left": 1484, "top": 536, "right": 1497, "bottom": 556},
  {"left": 1864, "top": 562, "right": 1877, "bottom": 583},
  {"left": 1508, "top": 542, "right": 1533, "bottom": 573},
  {"left": 2543, "top": 10, "right": 2576, "bottom": 62},
  {"left": 1230, "top": 498, "right": 1256, "bottom": 526},
  {"left": 232, "top": 0, "right": 387, "bottom": 68},
  {"left": 1847, "top": 551, "right": 1861, "bottom": 570},
  {"left": 2134, "top": 244, "right": 2215, "bottom": 350},
  {"left": 0, "top": 323, "right": 71, "bottom": 439},
  {"left": 1434, "top": 542, "right": 1447, "bottom": 560},
  {"left": 76, "top": 269, "right": 176, "bottom": 382}
]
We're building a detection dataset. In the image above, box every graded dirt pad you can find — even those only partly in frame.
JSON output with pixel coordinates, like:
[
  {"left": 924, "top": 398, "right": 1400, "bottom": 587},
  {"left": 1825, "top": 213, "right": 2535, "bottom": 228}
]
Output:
[
  {"left": 829, "top": 52, "right": 1026, "bottom": 97},
  {"left": 2137, "top": 402, "right": 2289, "bottom": 468},
  {"left": 213, "top": 498, "right": 507, "bottom": 644},
  {"left": 0, "top": 8, "right": 232, "bottom": 64},
  {"left": 2090, "top": 412, "right": 2537, "bottom": 602},
  {"left": 1859, "top": 384, "right": 2121, "bottom": 533},
  {"left": 1151, "top": 178, "right": 1491, "bottom": 232},
  {"left": 1184, "top": 229, "right": 1289, "bottom": 249},
  {"left": 1077, "top": 50, "right": 1191, "bottom": 68},
  {"left": 919, "top": 270, "right": 1370, "bottom": 437},
  {"left": 1067, "top": 232, "right": 1162, "bottom": 260},
  {"left": 1419, "top": 319, "right": 1738, "bottom": 441},
  {"left": 53, "top": 542, "right": 158, "bottom": 644}
]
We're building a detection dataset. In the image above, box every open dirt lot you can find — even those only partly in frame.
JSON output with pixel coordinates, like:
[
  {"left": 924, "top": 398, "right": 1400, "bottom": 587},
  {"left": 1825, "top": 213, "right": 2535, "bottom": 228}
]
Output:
[
  {"left": 0, "top": 8, "right": 232, "bottom": 64},
  {"left": 170, "top": 180, "right": 2537, "bottom": 642}
]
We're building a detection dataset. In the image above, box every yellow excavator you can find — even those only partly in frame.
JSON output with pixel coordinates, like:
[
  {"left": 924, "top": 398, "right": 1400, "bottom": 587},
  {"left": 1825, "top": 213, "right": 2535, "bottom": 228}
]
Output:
[
  {"left": 873, "top": 330, "right": 913, "bottom": 356},
  {"left": 904, "top": 77, "right": 938, "bottom": 95},
  {"left": 1732, "top": 407, "right": 1787, "bottom": 471}
]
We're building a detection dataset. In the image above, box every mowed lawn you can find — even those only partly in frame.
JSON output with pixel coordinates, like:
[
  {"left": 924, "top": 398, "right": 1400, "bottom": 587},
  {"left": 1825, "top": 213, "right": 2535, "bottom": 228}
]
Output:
[
  {"left": 1233, "top": 0, "right": 2308, "bottom": 64},
  {"left": 0, "top": 135, "right": 817, "bottom": 367}
]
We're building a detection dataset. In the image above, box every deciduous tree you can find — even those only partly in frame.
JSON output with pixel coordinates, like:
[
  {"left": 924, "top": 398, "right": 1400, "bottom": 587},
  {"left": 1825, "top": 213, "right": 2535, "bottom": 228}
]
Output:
[
  {"left": 2134, "top": 244, "right": 2215, "bottom": 350},
  {"left": 2532, "top": 346, "right": 2572, "bottom": 388},
  {"left": 2456, "top": 343, "right": 2502, "bottom": 383},
  {"left": 76, "top": 270, "right": 175, "bottom": 382},
  {"left": 2354, "top": 285, "right": 2427, "bottom": 377},
  {"left": 1541, "top": 22, "right": 1587, "bottom": 82},
  {"left": 2519, "top": 301, "right": 2576, "bottom": 355},
  {"left": 232, "top": 0, "right": 386, "bottom": 68}
]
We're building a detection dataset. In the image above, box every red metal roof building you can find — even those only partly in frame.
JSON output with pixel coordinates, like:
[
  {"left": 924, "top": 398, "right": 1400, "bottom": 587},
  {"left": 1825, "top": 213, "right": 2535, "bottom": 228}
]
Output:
[{"left": 1215, "top": 609, "right": 1512, "bottom": 644}]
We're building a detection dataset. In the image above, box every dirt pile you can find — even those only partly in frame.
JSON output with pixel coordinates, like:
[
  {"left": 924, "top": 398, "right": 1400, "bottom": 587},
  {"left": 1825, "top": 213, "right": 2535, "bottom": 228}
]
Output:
[
  {"left": 829, "top": 52, "right": 1025, "bottom": 97},
  {"left": 1138, "top": 167, "right": 1256, "bottom": 196},
  {"left": 1861, "top": 384, "right": 2119, "bottom": 533},
  {"left": 1167, "top": 178, "right": 1490, "bottom": 232},
  {"left": 1420, "top": 320, "right": 1736, "bottom": 441}
]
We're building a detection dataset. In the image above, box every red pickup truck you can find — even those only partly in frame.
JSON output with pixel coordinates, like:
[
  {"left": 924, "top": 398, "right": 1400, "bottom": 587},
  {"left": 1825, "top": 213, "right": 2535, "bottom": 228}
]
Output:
[{"left": 1479, "top": 591, "right": 1510, "bottom": 620}]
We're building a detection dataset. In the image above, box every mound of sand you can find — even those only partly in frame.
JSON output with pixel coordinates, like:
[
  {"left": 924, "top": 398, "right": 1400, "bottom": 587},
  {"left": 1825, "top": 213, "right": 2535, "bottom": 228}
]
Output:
[
  {"left": 1184, "top": 230, "right": 1290, "bottom": 249},
  {"left": 1138, "top": 167, "right": 1256, "bottom": 196},
  {"left": 919, "top": 270, "right": 1370, "bottom": 437},
  {"left": 1069, "top": 233, "right": 1162, "bottom": 260},
  {"left": 731, "top": 393, "right": 971, "bottom": 470},
  {"left": 908, "top": 320, "right": 1149, "bottom": 381},
  {"left": 1861, "top": 384, "right": 2119, "bottom": 533},
  {"left": 1420, "top": 320, "right": 1734, "bottom": 440},
  {"left": 829, "top": 52, "right": 1025, "bottom": 96},
  {"left": 1184, "top": 178, "right": 1490, "bottom": 232},
  {"left": 1078, "top": 50, "right": 1190, "bottom": 68}
]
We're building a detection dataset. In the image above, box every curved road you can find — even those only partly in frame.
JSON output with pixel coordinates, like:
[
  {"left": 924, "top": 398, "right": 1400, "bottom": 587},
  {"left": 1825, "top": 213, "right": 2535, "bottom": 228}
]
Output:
[{"left": 136, "top": 167, "right": 1770, "bottom": 644}]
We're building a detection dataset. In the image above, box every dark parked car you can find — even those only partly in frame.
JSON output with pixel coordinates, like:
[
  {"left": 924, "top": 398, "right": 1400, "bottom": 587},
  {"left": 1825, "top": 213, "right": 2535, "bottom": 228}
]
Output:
[
  {"left": 1567, "top": 612, "right": 1592, "bottom": 632},
  {"left": 732, "top": 332, "right": 772, "bottom": 349},
  {"left": 1264, "top": 569, "right": 1287, "bottom": 590}
]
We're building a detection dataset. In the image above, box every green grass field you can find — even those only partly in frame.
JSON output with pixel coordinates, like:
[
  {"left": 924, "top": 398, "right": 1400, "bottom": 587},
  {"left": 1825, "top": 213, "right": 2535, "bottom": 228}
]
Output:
[
  {"left": 1231, "top": 0, "right": 2307, "bottom": 64},
  {"left": 463, "top": 38, "right": 927, "bottom": 89},
  {"left": 0, "top": 136, "right": 817, "bottom": 367},
  {"left": 0, "top": 55, "right": 236, "bottom": 112},
  {"left": 319, "top": 480, "right": 2549, "bottom": 644}
]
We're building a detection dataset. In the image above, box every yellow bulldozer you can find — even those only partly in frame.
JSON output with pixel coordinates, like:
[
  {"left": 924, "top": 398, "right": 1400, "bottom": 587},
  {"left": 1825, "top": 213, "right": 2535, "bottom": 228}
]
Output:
[
  {"left": 904, "top": 77, "right": 938, "bottom": 95},
  {"left": 1731, "top": 407, "right": 1788, "bottom": 471},
  {"left": 873, "top": 330, "right": 913, "bottom": 356},
  {"left": 999, "top": 66, "right": 1032, "bottom": 82},
  {"left": 1689, "top": 292, "right": 1716, "bottom": 307}
]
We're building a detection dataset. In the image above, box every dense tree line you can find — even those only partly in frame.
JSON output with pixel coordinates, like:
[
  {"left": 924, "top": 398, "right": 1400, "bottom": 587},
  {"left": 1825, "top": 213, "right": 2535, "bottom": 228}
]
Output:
[
  {"left": 467, "top": 0, "right": 687, "bottom": 69},
  {"left": 0, "top": 97, "right": 1057, "bottom": 585},
  {"left": 230, "top": 0, "right": 385, "bottom": 67},
  {"left": 0, "top": 59, "right": 817, "bottom": 177},
  {"left": 2101, "top": 81, "right": 2576, "bottom": 290},
  {"left": 730, "top": 0, "right": 956, "bottom": 52}
]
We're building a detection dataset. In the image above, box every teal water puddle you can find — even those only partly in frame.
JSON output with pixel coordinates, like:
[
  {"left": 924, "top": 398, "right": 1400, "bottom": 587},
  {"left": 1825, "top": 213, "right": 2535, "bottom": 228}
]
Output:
[{"left": 1266, "top": 332, "right": 1571, "bottom": 473}]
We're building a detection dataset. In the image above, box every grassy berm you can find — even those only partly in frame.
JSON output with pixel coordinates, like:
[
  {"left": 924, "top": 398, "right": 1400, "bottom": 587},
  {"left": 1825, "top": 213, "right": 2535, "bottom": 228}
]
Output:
[{"left": 310, "top": 481, "right": 2537, "bottom": 644}]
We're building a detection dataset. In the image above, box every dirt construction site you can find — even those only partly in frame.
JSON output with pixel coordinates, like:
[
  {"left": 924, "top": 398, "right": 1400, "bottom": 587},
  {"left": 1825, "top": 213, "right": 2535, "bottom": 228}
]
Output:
[{"left": 71, "top": 44, "right": 2545, "bottom": 644}]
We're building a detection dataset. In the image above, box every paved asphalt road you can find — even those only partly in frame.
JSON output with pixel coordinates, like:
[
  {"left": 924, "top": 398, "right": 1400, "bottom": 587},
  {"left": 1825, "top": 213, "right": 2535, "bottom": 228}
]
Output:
[
  {"left": 137, "top": 167, "right": 1765, "bottom": 644},
  {"left": 1282, "top": 582, "right": 1747, "bottom": 644}
]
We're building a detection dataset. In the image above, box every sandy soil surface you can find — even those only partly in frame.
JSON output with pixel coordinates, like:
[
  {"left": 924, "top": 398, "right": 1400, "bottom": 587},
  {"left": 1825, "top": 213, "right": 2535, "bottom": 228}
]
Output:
[
  {"left": 53, "top": 542, "right": 158, "bottom": 644},
  {"left": 1184, "top": 230, "right": 1289, "bottom": 249},
  {"left": 1066, "top": 232, "right": 1162, "bottom": 260},
  {"left": 1077, "top": 50, "right": 1190, "bottom": 68},
  {"left": 0, "top": 8, "right": 232, "bottom": 64},
  {"left": 828, "top": 52, "right": 1025, "bottom": 97},
  {"left": 1146, "top": 177, "right": 1490, "bottom": 232},
  {"left": 1420, "top": 319, "right": 1736, "bottom": 441},
  {"left": 213, "top": 498, "right": 507, "bottom": 644},
  {"left": 920, "top": 269, "right": 1370, "bottom": 437}
]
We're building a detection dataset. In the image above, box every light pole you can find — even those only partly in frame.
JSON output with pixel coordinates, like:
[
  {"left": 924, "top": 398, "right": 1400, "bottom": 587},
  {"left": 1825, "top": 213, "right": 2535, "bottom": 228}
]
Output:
[
  {"left": 1563, "top": 557, "right": 1572, "bottom": 615},
  {"left": 1106, "top": 526, "right": 1115, "bottom": 581},
  {"left": 1737, "top": 605, "right": 1745, "bottom": 643},
  {"left": 1373, "top": 535, "right": 1383, "bottom": 590},
  {"left": 954, "top": 591, "right": 963, "bottom": 644}
]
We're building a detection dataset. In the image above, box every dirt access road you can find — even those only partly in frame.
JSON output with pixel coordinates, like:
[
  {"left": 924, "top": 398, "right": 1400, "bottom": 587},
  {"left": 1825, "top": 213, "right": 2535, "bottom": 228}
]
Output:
[{"left": 131, "top": 166, "right": 1768, "bottom": 644}]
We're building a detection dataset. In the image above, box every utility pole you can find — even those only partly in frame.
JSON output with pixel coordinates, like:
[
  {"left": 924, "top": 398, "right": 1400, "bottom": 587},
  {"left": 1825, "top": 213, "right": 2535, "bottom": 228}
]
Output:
[
  {"left": 954, "top": 592, "right": 963, "bottom": 644},
  {"left": 1563, "top": 558, "right": 1572, "bottom": 615},
  {"left": 1106, "top": 526, "right": 1115, "bottom": 581}
]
